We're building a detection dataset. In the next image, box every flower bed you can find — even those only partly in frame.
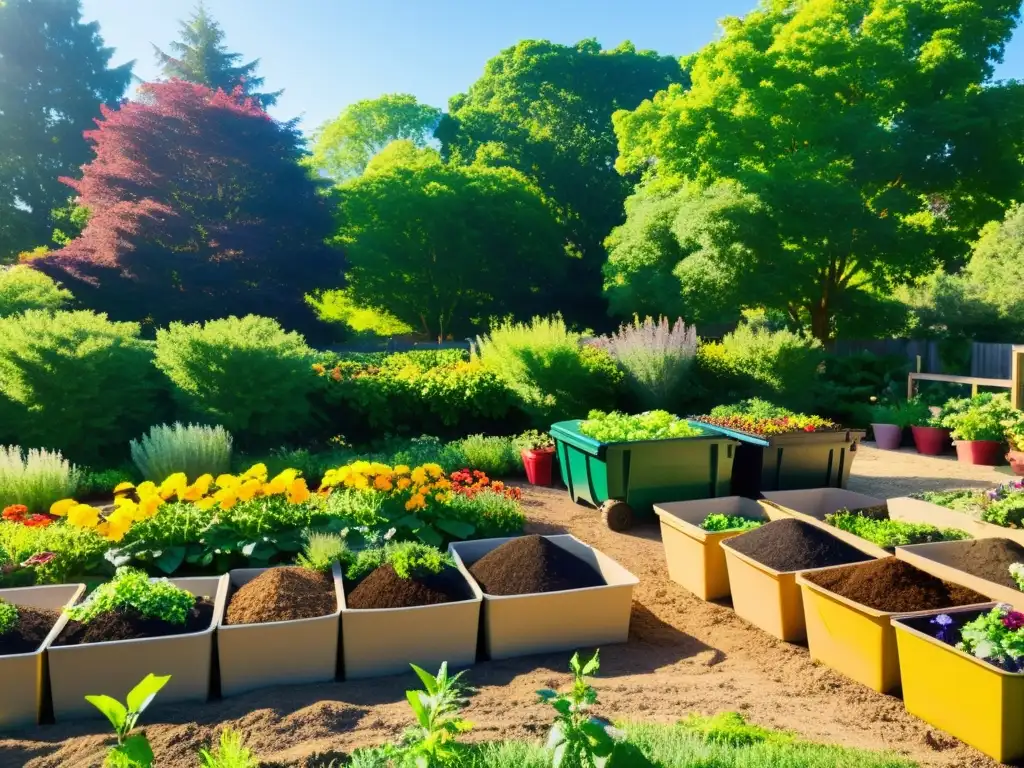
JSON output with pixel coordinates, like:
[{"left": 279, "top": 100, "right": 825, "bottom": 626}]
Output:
[
  {"left": 920, "top": 481, "right": 1024, "bottom": 529},
  {"left": 692, "top": 399, "right": 840, "bottom": 438}
]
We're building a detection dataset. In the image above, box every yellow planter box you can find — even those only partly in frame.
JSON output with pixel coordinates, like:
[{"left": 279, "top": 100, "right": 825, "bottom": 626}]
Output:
[
  {"left": 896, "top": 540, "right": 1024, "bottom": 611},
  {"left": 797, "top": 567, "right": 990, "bottom": 693},
  {"left": 893, "top": 605, "right": 1024, "bottom": 764},
  {"left": 761, "top": 488, "right": 891, "bottom": 559},
  {"left": 654, "top": 497, "right": 786, "bottom": 600}
]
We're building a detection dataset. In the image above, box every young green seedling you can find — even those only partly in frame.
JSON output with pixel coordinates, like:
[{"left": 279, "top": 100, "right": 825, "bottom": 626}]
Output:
[{"left": 85, "top": 673, "right": 171, "bottom": 768}]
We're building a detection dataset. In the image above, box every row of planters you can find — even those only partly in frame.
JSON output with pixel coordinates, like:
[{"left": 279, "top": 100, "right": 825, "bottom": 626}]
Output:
[
  {"left": 655, "top": 487, "right": 1024, "bottom": 763},
  {"left": 870, "top": 391, "right": 1024, "bottom": 468},
  {"left": 549, "top": 400, "right": 864, "bottom": 530},
  {"left": 0, "top": 531, "right": 637, "bottom": 728}
]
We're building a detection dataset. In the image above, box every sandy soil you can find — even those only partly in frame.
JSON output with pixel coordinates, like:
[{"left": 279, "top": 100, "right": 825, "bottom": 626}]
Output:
[{"left": 0, "top": 445, "right": 1010, "bottom": 768}]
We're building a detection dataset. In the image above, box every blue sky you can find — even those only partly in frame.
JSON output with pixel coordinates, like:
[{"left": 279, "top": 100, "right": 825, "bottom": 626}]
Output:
[{"left": 82, "top": 0, "right": 1024, "bottom": 135}]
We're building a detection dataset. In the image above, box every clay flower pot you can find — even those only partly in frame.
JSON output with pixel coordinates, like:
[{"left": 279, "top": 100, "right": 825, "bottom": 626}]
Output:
[
  {"left": 911, "top": 425, "right": 953, "bottom": 456},
  {"left": 521, "top": 446, "right": 555, "bottom": 486},
  {"left": 870, "top": 423, "right": 902, "bottom": 450},
  {"left": 1007, "top": 450, "right": 1024, "bottom": 476},
  {"left": 954, "top": 440, "right": 1004, "bottom": 466}
]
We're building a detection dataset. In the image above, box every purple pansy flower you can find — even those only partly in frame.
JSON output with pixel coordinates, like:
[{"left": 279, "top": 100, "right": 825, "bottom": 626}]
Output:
[{"left": 1002, "top": 611, "right": 1024, "bottom": 631}]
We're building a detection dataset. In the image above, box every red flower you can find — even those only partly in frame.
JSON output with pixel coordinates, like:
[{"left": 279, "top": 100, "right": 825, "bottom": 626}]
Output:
[
  {"left": 803, "top": 425, "right": 816, "bottom": 432},
  {"left": 2, "top": 504, "right": 27, "bottom": 522},
  {"left": 1003, "top": 611, "right": 1024, "bottom": 631},
  {"left": 23, "top": 514, "right": 54, "bottom": 528}
]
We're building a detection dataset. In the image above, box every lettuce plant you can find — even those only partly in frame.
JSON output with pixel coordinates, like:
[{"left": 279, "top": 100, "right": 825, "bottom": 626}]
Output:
[
  {"left": 67, "top": 566, "right": 196, "bottom": 625},
  {"left": 825, "top": 510, "right": 970, "bottom": 549},
  {"left": 700, "top": 514, "right": 762, "bottom": 533},
  {"left": 86, "top": 673, "right": 170, "bottom": 768},
  {"left": 579, "top": 410, "right": 702, "bottom": 442}
]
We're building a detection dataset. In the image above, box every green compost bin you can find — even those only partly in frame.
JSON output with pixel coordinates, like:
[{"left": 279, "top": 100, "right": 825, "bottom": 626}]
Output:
[
  {"left": 693, "top": 424, "right": 866, "bottom": 498},
  {"left": 550, "top": 420, "right": 738, "bottom": 529}
]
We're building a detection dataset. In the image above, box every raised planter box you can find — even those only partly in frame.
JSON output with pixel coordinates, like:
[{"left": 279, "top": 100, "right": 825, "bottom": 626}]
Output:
[
  {"left": 0, "top": 584, "right": 84, "bottom": 729},
  {"left": 695, "top": 425, "right": 864, "bottom": 498},
  {"left": 654, "top": 497, "right": 787, "bottom": 601},
  {"left": 550, "top": 419, "right": 737, "bottom": 528},
  {"left": 48, "top": 575, "right": 227, "bottom": 721},
  {"left": 887, "top": 496, "right": 1024, "bottom": 547},
  {"left": 895, "top": 540, "right": 1024, "bottom": 611},
  {"left": 450, "top": 535, "right": 638, "bottom": 660},
  {"left": 340, "top": 564, "right": 480, "bottom": 680},
  {"left": 760, "top": 488, "right": 891, "bottom": 559},
  {"left": 218, "top": 564, "right": 342, "bottom": 697},
  {"left": 797, "top": 567, "right": 989, "bottom": 693},
  {"left": 893, "top": 604, "right": 1022, "bottom": 763}
]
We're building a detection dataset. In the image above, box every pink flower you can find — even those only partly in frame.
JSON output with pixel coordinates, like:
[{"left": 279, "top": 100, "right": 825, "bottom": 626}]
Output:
[{"left": 1002, "top": 611, "right": 1024, "bottom": 631}]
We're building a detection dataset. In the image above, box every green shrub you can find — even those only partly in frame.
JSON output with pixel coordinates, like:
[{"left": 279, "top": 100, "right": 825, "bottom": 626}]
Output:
[
  {"left": 0, "top": 311, "right": 160, "bottom": 463},
  {"left": 456, "top": 435, "right": 521, "bottom": 476},
  {"left": 76, "top": 467, "right": 137, "bottom": 502},
  {"left": 67, "top": 566, "right": 196, "bottom": 624},
  {"left": 869, "top": 399, "right": 933, "bottom": 428},
  {"left": 826, "top": 510, "right": 971, "bottom": 549},
  {"left": 0, "top": 266, "right": 73, "bottom": 317},
  {"left": 130, "top": 422, "right": 233, "bottom": 482},
  {"left": 0, "top": 445, "right": 81, "bottom": 512},
  {"left": 474, "top": 315, "right": 622, "bottom": 425},
  {"left": 0, "top": 520, "right": 110, "bottom": 585},
  {"left": 0, "top": 599, "right": 18, "bottom": 634},
  {"left": 155, "top": 316, "right": 316, "bottom": 446},
  {"left": 296, "top": 531, "right": 348, "bottom": 572},
  {"left": 940, "top": 392, "right": 1020, "bottom": 442},
  {"left": 445, "top": 490, "right": 525, "bottom": 539}
]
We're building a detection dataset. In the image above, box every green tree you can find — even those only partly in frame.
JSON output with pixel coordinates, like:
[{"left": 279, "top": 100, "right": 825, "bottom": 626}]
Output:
[
  {"left": 0, "top": 0, "right": 131, "bottom": 262},
  {"left": 440, "top": 39, "right": 685, "bottom": 329},
  {"left": 965, "top": 203, "right": 1024, "bottom": 322},
  {"left": 153, "top": 1, "right": 280, "bottom": 108},
  {"left": 0, "top": 266, "right": 73, "bottom": 317},
  {"left": 311, "top": 94, "right": 442, "bottom": 179},
  {"left": 333, "top": 142, "right": 565, "bottom": 339},
  {"left": 612, "top": 0, "right": 1024, "bottom": 343}
]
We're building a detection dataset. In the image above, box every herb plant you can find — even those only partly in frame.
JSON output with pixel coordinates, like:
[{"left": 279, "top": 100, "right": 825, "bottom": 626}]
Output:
[
  {"left": 869, "top": 399, "right": 932, "bottom": 428},
  {"left": 0, "top": 598, "right": 18, "bottom": 635},
  {"left": 297, "top": 532, "right": 348, "bottom": 572},
  {"left": 825, "top": 511, "right": 970, "bottom": 549},
  {"left": 85, "top": 673, "right": 170, "bottom": 768},
  {"left": 579, "top": 410, "right": 702, "bottom": 442},
  {"left": 457, "top": 435, "right": 520, "bottom": 477},
  {"left": 700, "top": 514, "right": 762, "bottom": 533},
  {"left": 346, "top": 541, "right": 454, "bottom": 582},
  {"left": 197, "top": 729, "right": 260, "bottom": 768},
  {"left": 940, "top": 392, "right": 1021, "bottom": 442},
  {"left": 67, "top": 567, "right": 196, "bottom": 625},
  {"left": 919, "top": 482, "right": 1024, "bottom": 529},
  {"left": 130, "top": 422, "right": 233, "bottom": 482},
  {"left": 516, "top": 429, "right": 555, "bottom": 451},
  {"left": 0, "top": 444, "right": 81, "bottom": 513}
]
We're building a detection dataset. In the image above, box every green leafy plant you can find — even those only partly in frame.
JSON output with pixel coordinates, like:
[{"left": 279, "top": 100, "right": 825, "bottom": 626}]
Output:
[
  {"left": 76, "top": 467, "right": 136, "bottom": 502},
  {"left": 700, "top": 514, "right": 762, "bottom": 533},
  {"left": 956, "top": 605, "right": 1024, "bottom": 672},
  {"left": 579, "top": 410, "right": 702, "bottom": 442},
  {"left": 825, "top": 511, "right": 971, "bottom": 550},
  {"left": 0, "top": 598, "right": 18, "bottom": 635},
  {"left": 0, "top": 265, "right": 73, "bottom": 317},
  {"left": 444, "top": 489, "right": 525, "bottom": 540},
  {"left": 678, "top": 711, "right": 792, "bottom": 747},
  {"left": 67, "top": 566, "right": 196, "bottom": 625},
  {"left": 85, "top": 673, "right": 171, "bottom": 768},
  {"left": 0, "top": 444, "right": 81, "bottom": 512},
  {"left": 1007, "top": 420, "right": 1024, "bottom": 452},
  {"left": 130, "top": 422, "right": 233, "bottom": 482},
  {"left": 197, "top": 729, "right": 260, "bottom": 768},
  {"left": 456, "top": 435, "right": 520, "bottom": 477},
  {"left": 400, "top": 662, "right": 473, "bottom": 767},
  {"left": 0, "top": 519, "right": 109, "bottom": 586},
  {"left": 516, "top": 430, "right": 554, "bottom": 451},
  {"left": 537, "top": 650, "right": 623, "bottom": 768},
  {"left": 1010, "top": 563, "right": 1024, "bottom": 592},
  {"left": 346, "top": 541, "right": 454, "bottom": 582},
  {"left": 869, "top": 399, "right": 932, "bottom": 428},
  {"left": 297, "top": 531, "right": 348, "bottom": 573},
  {"left": 940, "top": 392, "right": 1021, "bottom": 442}
]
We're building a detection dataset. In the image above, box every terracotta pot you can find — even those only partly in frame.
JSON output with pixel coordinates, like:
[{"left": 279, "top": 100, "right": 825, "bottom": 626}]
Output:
[
  {"left": 1007, "top": 450, "right": 1024, "bottom": 476},
  {"left": 954, "top": 440, "right": 1004, "bottom": 466},
  {"left": 871, "top": 423, "right": 902, "bottom": 451},
  {"left": 911, "top": 425, "right": 953, "bottom": 456},
  {"left": 520, "top": 447, "right": 555, "bottom": 486}
]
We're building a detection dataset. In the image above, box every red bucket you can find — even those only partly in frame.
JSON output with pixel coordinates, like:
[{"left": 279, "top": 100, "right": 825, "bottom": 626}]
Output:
[
  {"left": 521, "top": 447, "right": 555, "bottom": 486},
  {"left": 954, "top": 440, "right": 1004, "bottom": 466},
  {"left": 911, "top": 426, "right": 953, "bottom": 456}
]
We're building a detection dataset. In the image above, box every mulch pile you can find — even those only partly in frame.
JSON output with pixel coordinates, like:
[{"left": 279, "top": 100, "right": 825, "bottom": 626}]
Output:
[
  {"left": 932, "top": 538, "right": 1024, "bottom": 589},
  {"left": 54, "top": 600, "right": 214, "bottom": 646},
  {"left": 803, "top": 557, "right": 988, "bottom": 612},
  {"left": 226, "top": 567, "right": 336, "bottom": 625},
  {"left": 346, "top": 564, "right": 469, "bottom": 609},
  {"left": 467, "top": 534, "right": 605, "bottom": 595},
  {"left": 725, "top": 518, "right": 872, "bottom": 572},
  {"left": 0, "top": 607, "right": 59, "bottom": 655}
]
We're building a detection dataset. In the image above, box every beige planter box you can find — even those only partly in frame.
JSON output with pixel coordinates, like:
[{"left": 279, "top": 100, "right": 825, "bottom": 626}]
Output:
[
  {"left": 896, "top": 540, "right": 1024, "bottom": 611},
  {"left": 49, "top": 575, "right": 227, "bottom": 721},
  {"left": 761, "top": 488, "right": 891, "bottom": 559},
  {"left": 888, "top": 497, "right": 1024, "bottom": 544},
  {"left": 0, "top": 584, "right": 84, "bottom": 729},
  {"left": 340, "top": 564, "right": 480, "bottom": 680},
  {"left": 654, "top": 497, "right": 787, "bottom": 600},
  {"left": 450, "top": 535, "right": 638, "bottom": 660},
  {"left": 218, "top": 564, "right": 342, "bottom": 697}
]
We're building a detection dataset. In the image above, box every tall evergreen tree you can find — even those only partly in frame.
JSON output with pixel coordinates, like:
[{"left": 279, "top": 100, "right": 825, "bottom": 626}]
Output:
[
  {"left": 152, "top": 2, "right": 280, "bottom": 108},
  {"left": 0, "top": 0, "right": 132, "bottom": 262}
]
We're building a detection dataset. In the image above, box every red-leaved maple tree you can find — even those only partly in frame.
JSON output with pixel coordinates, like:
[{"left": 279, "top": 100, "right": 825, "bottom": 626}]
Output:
[{"left": 34, "top": 80, "right": 342, "bottom": 333}]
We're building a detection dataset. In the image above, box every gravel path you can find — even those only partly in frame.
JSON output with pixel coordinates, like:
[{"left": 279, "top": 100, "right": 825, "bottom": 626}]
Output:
[{"left": 850, "top": 442, "right": 1010, "bottom": 497}]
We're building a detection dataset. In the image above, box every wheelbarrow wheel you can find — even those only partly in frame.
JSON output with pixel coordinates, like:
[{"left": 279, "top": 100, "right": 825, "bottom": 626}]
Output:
[{"left": 601, "top": 499, "right": 634, "bottom": 531}]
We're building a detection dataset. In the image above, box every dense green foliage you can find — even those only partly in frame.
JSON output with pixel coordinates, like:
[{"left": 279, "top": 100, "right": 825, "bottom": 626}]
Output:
[
  {"left": 921, "top": 482, "right": 1024, "bottom": 529},
  {"left": 0, "top": 266, "right": 72, "bottom": 316},
  {"left": 700, "top": 514, "right": 762, "bottom": 533},
  {"left": 130, "top": 423, "right": 233, "bottom": 482},
  {"left": 66, "top": 566, "right": 196, "bottom": 624},
  {"left": 580, "top": 409, "right": 702, "bottom": 442},
  {"left": 0, "top": 598, "right": 18, "bottom": 635},
  {"left": 0, "top": 445, "right": 80, "bottom": 513},
  {"left": 826, "top": 511, "right": 971, "bottom": 550},
  {"left": 346, "top": 541, "right": 455, "bottom": 582},
  {"left": 940, "top": 392, "right": 1020, "bottom": 442}
]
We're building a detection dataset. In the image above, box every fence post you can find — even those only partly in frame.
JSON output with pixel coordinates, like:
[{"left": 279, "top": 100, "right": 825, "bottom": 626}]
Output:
[{"left": 1012, "top": 346, "right": 1024, "bottom": 410}]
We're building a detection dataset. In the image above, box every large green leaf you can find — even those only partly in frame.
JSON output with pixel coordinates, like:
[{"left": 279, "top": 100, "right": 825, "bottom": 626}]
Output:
[
  {"left": 435, "top": 518, "right": 475, "bottom": 539},
  {"left": 117, "top": 733, "right": 155, "bottom": 767},
  {"left": 126, "top": 673, "right": 172, "bottom": 716},
  {"left": 414, "top": 526, "right": 443, "bottom": 548},
  {"left": 154, "top": 547, "right": 186, "bottom": 575},
  {"left": 84, "top": 694, "right": 126, "bottom": 733},
  {"left": 410, "top": 663, "right": 439, "bottom": 696}
]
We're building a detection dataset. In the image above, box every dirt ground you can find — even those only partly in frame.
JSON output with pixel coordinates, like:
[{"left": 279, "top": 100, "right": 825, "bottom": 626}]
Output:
[{"left": 0, "top": 444, "right": 1011, "bottom": 768}]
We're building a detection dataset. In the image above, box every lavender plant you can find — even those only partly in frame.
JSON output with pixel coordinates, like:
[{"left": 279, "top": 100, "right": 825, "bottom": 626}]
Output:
[{"left": 591, "top": 316, "right": 696, "bottom": 410}]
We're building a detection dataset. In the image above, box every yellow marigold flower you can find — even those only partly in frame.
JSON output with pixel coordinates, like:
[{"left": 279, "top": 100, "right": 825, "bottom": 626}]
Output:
[
  {"left": 433, "top": 478, "right": 451, "bottom": 490},
  {"left": 404, "top": 494, "right": 426, "bottom": 511},
  {"left": 193, "top": 474, "right": 214, "bottom": 494},
  {"left": 422, "top": 463, "right": 443, "bottom": 478},
  {"left": 136, "top": 481, "right": 159, "bottom": 498},
  {"left": 241, "top": 463, "right": 268, "bottom": 482},
  {"left": 113, "top": 481, "right": 135, "bottom": 494},
  {"left": 159, "top": 472, "right": 188, "bottom": 499},
  {"left": 217, "top": 490, "right": 238, "bottom": 510},
  {"left": 95, "top": 521, "right": 109, "bottom": 538},
  {"left": 396, "top": 477, "right": 412, "bottom": 491},
  {"left": 138, "top": 496, "right": 163, "bottom": 518},
  {"left": 263, "top": 478, "right": 286, "bottom": 496},
  {"left": 215, "top": 474, "right": 239, "bottom": 490},
  {"left": 373, "top": 474, "right": 393, "bottom": 492},
  {"left": 434, "top": 492, "right": 447, "bottom": 503},
  {"left": 410, "top": 467, "right": 428, "bottom": 485},
  {"left": 349, "top": 460, "right": 371, "bottom": 473},
  {"left": 348, "top": 474, "right": 369, "bottom": 490},
  {"left": 67, "top": 504, "right": 100, "bottom": 529},
  {"left": 104, "top": 508, "right": 134, "bottom": 541},
  {"left": 50, "top": 498, "right": 77, "bottom": 517},
  {"left": 180, "top": 484, "right": 207, "bottom": 502},
  {"left": 368, "top": 462, "right": 391, "bottom": 475},
  {"left": 286, "top": 478, "right": 311, "bottom": 505},
  {"left": 393, "top": 465, "right": 411, "bottom": 476},
  {"left": 194, "top": 497, "right": 217, "bottom": 512},
  {"left": 236, "top": 479, "right": 262, "bottom": 502}
]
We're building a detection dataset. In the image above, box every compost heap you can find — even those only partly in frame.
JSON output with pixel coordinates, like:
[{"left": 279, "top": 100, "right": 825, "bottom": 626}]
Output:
[
  {"left": 927, "top": 538, "right": 1024, "bottom": 590},
  {"left": 226, "top": 567, "right": 335, "bottom": 625},
  {"left": 803, "top": 557, "right": 988, "bottom": 612},
  {"left": 0, "top": 607, "right": 59, "bottom": 655},
  {"left": 468, "top": 534, "right": 605, "bottom": 595},
  {"left": 346, "top": 564, "right": 468, "bottom": 609},
  {"left": 725, "top": 518, "right": 871, "bottom": 571}
]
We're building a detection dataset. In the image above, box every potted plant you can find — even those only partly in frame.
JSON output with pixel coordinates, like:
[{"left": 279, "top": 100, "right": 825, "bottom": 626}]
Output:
[
  {"left": 910, "top": 404, "right": 954, "bottom": 456},
  {"left": 1005, "top": 418, "right": 1024, "bottom": 474},
  {"left": 940, "top": 393, "right": 1018, "bottom": 466},
  {"left": 868, "top": 400, "right": 928, "bottom": 450},
  {"left": 47, "top": 567, "right": 227, "bottom": 720},
  {"left": 515, "top": 430, "right": 556, "bottom": 486}
]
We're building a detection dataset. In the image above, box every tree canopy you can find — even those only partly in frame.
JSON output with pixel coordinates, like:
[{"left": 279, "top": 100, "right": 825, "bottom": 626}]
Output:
[
  {"left": 0, "top": 0, "right": 131, "bottom": 262},
  {"left": 611, "top": 0, "right": 1024, "bottom": 342},
  {"left": 34, "top": 80, "right": 342, "bottom": 335},
  {"left": 153, "top": 1, "right": 280, "bottom": 108}
]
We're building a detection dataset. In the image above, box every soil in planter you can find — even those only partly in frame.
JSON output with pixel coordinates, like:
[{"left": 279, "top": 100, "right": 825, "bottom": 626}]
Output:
[
  {"left": 346, "top": 564, "right": 470, "bottom": 609},
  {"left": 926, "top": 538, "right": 1024, "bottom": 590},
  {"left": 804, "top": 557, "right": 988, "bottom": 612},
  {"left": 0, "top": 607, "right": 59, "bottom": 655},
  {"left": 467, "top": 534, "right": 605, "bottom": 595},
  {"left": 226, "top": 567, "right": 335, "bottom": 625},
  {"left": 53, "top": 599, "right": 214, "bottom": 646},
  {"left": 725, "top": 519, "right": 872, "bottom": 572}
]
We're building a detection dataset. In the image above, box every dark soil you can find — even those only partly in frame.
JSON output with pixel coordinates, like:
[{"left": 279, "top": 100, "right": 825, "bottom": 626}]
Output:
[
  {"left": 346, "top": 564, "right": 471, "bottom": 609},
  {"left": 0, "top": 607, "right": 59, "bottom": 655},
  {"left": 933, "top": 538, "right": 1024, "bottom": 589},
  {"left": 226, "top": 567, "right": 336, "bottom": 625},
  {"left": 467, "top": 534, "right": 605, "bottom": 595},
  {"left": 804, "top": 557, "right": 989, "bottom": 612},
  {"left": 53, "top": 599, "right": 214, "bottom": 646},
  {"left": 724, "top": 518, "right": 873, "bottom": 572}
]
